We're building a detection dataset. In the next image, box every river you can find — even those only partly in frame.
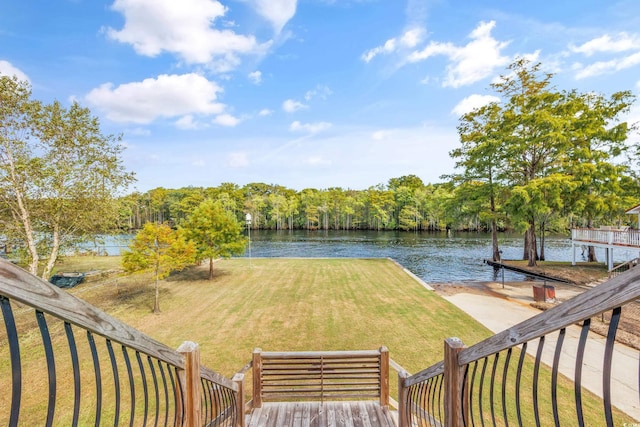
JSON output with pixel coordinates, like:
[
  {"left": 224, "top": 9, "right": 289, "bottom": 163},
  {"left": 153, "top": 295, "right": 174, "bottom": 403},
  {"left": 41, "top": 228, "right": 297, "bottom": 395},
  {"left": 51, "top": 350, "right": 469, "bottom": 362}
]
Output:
[
  {"left": 246, "top": 230, "right": 581, "bottom": 283},
  {"left": 95, "top": 230, "right": 638, "bottom": 283}
]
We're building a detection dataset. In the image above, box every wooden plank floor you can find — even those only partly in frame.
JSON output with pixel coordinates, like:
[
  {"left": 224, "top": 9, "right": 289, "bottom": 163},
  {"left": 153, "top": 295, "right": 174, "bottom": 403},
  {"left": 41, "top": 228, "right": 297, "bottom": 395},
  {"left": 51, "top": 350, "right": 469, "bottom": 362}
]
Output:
[{"left": 246, "top": 401, "right": 397, "bottom": 427}]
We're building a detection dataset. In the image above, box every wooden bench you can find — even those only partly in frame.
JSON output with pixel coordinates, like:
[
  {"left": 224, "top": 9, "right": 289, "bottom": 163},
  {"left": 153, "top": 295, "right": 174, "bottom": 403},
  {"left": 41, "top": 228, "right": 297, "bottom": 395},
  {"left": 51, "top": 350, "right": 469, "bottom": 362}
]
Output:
[{"left": 252, "top": 348, "right": 390, "bottom": 407}]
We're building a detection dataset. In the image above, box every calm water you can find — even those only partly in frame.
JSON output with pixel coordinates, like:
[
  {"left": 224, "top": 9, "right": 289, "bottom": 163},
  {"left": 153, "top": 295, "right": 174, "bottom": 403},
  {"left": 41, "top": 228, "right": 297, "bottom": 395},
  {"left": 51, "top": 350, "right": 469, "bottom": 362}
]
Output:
[
  {"left": 97, "top": 230, "right": 638, "bottom": 283},
  {"left": 244, "top": 230, "right": 637, "bottom": 283}
]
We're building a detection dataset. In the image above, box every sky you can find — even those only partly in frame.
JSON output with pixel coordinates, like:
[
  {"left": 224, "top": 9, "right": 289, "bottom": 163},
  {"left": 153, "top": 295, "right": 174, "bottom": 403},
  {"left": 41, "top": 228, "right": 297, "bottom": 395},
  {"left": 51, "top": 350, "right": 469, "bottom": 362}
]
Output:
[{"left": 2, "top": 0, "right": 640, "bottom": 193}]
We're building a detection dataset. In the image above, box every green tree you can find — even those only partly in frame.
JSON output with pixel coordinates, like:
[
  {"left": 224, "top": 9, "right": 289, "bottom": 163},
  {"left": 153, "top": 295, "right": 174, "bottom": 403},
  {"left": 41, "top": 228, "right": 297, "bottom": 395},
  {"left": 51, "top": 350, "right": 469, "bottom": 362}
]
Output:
[
  {"left": 494, "top": 59, "right": 570, "bottom": 266},
  {"left": 562, "top": 90, "right": 636, "bottom": 261},
  {"left": 0, "top": 75, "right": 134, "bottom": 278},
  {"left": 182, "top": 199, "right": 247, "bottom": 279},
  {"left": 122, "top": 222, "right": 195, "bottom": 313},
  {"left": 452, "top": 102, "right": 506, "bottom": 260}
]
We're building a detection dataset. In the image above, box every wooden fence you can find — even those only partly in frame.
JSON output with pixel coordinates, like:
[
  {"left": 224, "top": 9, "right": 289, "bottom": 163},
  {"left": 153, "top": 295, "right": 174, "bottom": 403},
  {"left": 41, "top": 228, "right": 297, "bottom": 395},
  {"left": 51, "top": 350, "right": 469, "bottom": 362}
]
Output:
[
  {"left": 0, "top": 259, "right": 240, "bottom": 426},
  {"left": 398, "top": 264, "right": 640, "bottom": 426}
]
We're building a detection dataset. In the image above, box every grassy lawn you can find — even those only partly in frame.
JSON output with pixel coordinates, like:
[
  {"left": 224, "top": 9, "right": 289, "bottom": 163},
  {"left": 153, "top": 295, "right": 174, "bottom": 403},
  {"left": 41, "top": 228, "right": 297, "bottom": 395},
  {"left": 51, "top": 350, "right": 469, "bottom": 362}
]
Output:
[
  {"left": 1, "top": 256, "right": 634, "bottom": 425},
  {"left": 62, "top": 257, "right": 493, "bottom": 376}
]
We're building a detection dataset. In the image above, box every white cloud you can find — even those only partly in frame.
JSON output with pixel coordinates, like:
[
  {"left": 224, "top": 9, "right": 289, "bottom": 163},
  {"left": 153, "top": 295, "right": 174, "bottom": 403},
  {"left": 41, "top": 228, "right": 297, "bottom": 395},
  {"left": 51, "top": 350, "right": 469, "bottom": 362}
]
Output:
[
  {"left": 248, "top": 70, "right": 262, "bottom": 84},
  {"left": 248, "top": 0, "right": 297, "bottom": 34},
  {"left": 371, "top": 130, "right": 388, "bottom": 140},
  {"left": 228, "top": 151, "right": 249, "bottom": 168},
  {"left": 192, "top": 159, "right": 206, "bottom": 167},
  {"left": 408, "top": 21, "right": 511, "bottom": 88},
  {"left": 570, "top": 33, "right": 640, "bottom": 56},
  {"left": 214, "top": 113, "right": 241, "bottom": 127},
  {"left": 258, "top": 108, "right": 273, "bottom": 116},
  {"left": 107, "top": 0, "right": 268, "bottom": 71},
  {"left": 451, "top": 94, "right": 500, "bottom": 116},
  {"left": 361, "top": 27, "right": 425, "bottom": 62},
  {"left": 282, "top": 99, "right": 308, "bottom": 113},
  {"left": 400, "top": 28, "right": 424, "bottom": 49},
  {"left": 574, "top": 51, "right": 640, "bottom": 79},
  {"left": 289, "top": 120, "right": 332, "bottom": 134},
  {"left": 85, "top": 73, "right": 225, "bottom": 124},
  {"left": 0, "top": 60, "right": 29, "bottom": 82},
  {"left": 304, "top": 84, "right": 332, "bottom": 101},
  {"left": 175, "top": 115, "right": 202, "bottom": 129}
]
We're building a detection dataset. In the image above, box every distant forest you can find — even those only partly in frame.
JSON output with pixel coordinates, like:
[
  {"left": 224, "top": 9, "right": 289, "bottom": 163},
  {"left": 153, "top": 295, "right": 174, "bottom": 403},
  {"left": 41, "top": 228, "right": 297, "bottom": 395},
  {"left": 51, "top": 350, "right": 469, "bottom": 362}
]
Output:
[{"left": 117, "top": 174, "right": 639, "bottom": 234}]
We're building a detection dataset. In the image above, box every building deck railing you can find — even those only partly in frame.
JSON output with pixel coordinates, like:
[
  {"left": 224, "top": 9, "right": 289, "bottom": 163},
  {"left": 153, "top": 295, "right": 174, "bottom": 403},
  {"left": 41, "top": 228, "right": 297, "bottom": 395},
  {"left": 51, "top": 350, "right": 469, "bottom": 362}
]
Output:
[
  {"left": 0, "top": 258, "right": 240, "bottom": 426},
  {"left": 397, "top": 263, "right": 640, "bottom": 426},
  {"left": 572, "top": 227, "right": 640, "bottom": 248}
]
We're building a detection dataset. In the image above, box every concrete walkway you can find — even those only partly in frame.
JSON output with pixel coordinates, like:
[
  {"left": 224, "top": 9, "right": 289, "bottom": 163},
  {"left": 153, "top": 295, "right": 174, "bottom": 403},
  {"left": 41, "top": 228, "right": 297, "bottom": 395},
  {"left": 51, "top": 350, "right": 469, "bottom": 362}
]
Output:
[{"left": 441, "top": 284, "right": 640, "bottom": 421}]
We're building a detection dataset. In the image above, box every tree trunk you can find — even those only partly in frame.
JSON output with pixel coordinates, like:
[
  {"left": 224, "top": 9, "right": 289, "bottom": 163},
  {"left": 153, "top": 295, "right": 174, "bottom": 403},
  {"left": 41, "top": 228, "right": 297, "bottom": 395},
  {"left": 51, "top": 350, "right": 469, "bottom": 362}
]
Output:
[
  {"left": 491, "top": 218, "right": 500, "bottom": 261},
  {"left": 526, "top": 221, "right": 537, "bottom": 267},
  {"left": 42, "top": 225, "right": 61, "bottom": 280},
  {"left": 154, "top": 273, "right": 160, "bottom": 313},
  {"left": 5, "top": 148, "right": 39, "bottom": 275},
  {"left": 489, "top": 191, "right": 500, "bottom": 262},
  {"left": 586, "top": 217, "right": 598, "bottom": 262},
  {"left": 208, "top": 257, "right": 214, "bottom": 280},
  {"left": 539, "top": 221, "right": 546, "bottom": 261}
]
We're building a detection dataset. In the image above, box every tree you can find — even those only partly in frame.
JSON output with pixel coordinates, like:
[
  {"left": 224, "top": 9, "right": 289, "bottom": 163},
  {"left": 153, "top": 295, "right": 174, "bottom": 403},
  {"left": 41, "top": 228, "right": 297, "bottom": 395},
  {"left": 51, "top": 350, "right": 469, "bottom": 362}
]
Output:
[
  {"left": 452, "top": 102, "right": 506, "bottom": 260},
  {"left": 182, "top": 199, "right": 247, "bottom": 279},
  {"left": 0, "top": 75, "right": 134, "bottom": 278},
  {"left": 122, "top": 222, "right": 195, "bottom": 313},
  {"left": 562, "top": 90, "right": 636, "bottom": 261}
]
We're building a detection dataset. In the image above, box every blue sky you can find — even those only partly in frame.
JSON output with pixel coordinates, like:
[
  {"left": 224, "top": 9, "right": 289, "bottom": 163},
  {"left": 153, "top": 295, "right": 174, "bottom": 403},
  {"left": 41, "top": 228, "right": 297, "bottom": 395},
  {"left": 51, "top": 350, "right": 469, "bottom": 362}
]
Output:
[{"left": 2, "top": 0, "right": 640, "bottom": 193}]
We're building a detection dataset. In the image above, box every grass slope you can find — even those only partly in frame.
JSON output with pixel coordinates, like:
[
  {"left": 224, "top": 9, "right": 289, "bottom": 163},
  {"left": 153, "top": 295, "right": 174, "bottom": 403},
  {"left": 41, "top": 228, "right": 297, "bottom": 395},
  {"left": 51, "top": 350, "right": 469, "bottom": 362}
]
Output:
[{"left": 79, "top": 257, "right": 493, "bottom": 376}]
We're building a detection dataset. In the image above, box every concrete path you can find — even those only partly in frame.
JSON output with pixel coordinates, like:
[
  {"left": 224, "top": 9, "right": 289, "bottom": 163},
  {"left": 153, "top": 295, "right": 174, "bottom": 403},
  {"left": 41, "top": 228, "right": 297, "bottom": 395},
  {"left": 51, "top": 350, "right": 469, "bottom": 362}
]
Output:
[{"left": 442, "top": 288, "right": 640, "bottom": 421}]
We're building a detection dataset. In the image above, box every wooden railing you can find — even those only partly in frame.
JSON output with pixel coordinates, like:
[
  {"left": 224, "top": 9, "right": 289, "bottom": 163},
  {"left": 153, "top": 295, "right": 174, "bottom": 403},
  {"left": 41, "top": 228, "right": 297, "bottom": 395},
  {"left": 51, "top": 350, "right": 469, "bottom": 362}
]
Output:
[
  {"left": 0, "top": 259, "right": 240, "bottom": 426},
  {"left": 250, "top": 348, "right": 390, "bottom": 407},
  {"left": 572, "top": 227, "right": 640, "bottom": 247},
  {"left": 609, "top": 257, "right": 640, "bottom": 278},
  {"left": 398, "top": 265, "right": 640, "bottom": 426}
]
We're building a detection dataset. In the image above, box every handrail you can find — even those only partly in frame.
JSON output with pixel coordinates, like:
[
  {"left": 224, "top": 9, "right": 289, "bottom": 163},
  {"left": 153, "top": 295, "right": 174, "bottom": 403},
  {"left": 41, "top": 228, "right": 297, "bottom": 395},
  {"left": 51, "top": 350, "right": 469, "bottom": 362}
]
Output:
[
  {"left": 0, "top": 259, "right": 239, "bottom": 426},
  {"left": 399, "top": 265, "right": 640, "bottom": 426},
  {"left": 572, "top": 227, "right": 640, "bottom": 247},
  {"left": 460, "top": 266, "right": 640, "bottom": 364},
  {"left": 609, "top": 257, "right": 640, "bottom": 278}
]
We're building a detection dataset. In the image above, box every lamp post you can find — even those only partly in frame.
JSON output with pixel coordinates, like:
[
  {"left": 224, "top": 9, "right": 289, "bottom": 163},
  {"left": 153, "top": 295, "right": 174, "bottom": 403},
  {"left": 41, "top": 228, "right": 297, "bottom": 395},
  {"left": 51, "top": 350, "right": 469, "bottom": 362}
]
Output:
[{"left": 245, "top": 213, "right": 252, "bottom": 268}]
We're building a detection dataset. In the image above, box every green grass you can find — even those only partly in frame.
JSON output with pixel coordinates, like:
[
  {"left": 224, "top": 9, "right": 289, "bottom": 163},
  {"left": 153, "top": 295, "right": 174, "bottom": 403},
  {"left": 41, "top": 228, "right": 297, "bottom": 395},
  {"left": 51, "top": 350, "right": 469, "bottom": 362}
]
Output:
[
  {"left": 74, "top": 258, "right": 494, "bottom": 376},
  {"left": 1, "top": 257, "right": 635, "bottom": 425}
]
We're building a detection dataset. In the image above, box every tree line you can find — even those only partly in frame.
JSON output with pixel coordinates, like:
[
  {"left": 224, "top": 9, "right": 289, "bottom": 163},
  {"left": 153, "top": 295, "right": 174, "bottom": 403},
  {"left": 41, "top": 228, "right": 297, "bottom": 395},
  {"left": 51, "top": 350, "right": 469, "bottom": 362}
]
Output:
[{"left": 117, "top": 177, "right": 471, "bottom": 233}]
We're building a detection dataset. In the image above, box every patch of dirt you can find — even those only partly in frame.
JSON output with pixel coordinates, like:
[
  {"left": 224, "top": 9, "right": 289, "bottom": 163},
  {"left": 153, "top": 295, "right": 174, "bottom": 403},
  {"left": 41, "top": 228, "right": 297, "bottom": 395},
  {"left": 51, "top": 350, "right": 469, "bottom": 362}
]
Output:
[{"left": 502, "top": 260, "right": 609, "bottom": 286}]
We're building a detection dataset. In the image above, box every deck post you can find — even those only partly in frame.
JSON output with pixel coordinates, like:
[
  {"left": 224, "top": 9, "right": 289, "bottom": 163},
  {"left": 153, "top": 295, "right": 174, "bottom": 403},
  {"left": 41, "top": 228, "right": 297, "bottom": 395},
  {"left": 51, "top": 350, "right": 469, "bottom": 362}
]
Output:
[
  {"left": 232, "top": 373, "right": 246, "bottom": 427},
  {"left": 252, "top": 348, "right": 263, "bottom": 408},
  {"left": 176, "top": 341, "right": 202, "bottom": 427},
  {"left": 379, "top": 346, "right": 390, "bottom": 408},
  {"left": 444, "top": 337, "right": 467, "bottom": 427},
  {"left": 397, "top": 370, "right": 410, "bottom": 427}
]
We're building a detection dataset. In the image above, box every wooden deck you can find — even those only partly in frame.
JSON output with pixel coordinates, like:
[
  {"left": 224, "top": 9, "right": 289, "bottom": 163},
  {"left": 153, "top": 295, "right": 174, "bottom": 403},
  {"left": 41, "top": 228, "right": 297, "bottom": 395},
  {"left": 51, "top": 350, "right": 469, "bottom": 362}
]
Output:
[{"left": 245, "top": 402, "right": 397, "bottom": 427}]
